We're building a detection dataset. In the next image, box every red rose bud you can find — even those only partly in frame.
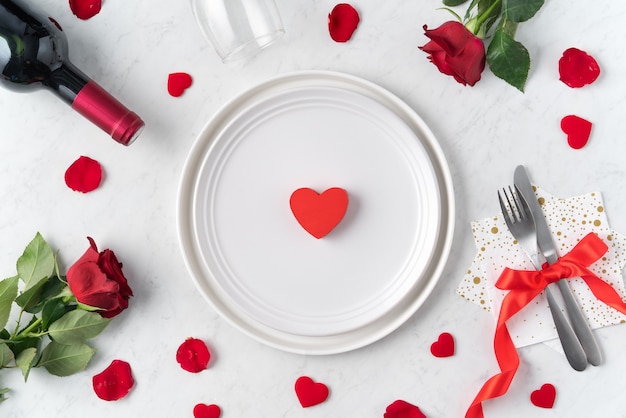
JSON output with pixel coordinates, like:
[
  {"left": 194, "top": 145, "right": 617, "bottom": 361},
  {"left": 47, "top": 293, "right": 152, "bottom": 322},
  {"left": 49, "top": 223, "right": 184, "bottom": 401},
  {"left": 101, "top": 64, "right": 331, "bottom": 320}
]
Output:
[
  {"left": 176, "top": 337, "right": 211, "bottom": 373},
  {"left": 420, "top": 21, "right": 486, "bottom": 86},
  {"left": 92, "top": 360, "right": 134, "bottom": 401},
  {"left": 67, "top": 237, "right": 133, "bottom": 318},
  {"left": 558, "top": 47, "right": 600, "bottom": 88},
  {"left": 328, "top": 3, "right": 360, "bottom": 42}
]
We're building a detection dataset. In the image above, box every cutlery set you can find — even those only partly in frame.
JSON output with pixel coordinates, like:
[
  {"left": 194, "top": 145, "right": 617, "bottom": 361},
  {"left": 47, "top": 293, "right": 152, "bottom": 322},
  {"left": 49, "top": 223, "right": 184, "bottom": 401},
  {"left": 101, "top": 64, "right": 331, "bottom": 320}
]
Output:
[{"left": 498, "top": 165, "right": 602, "bottom": 371}]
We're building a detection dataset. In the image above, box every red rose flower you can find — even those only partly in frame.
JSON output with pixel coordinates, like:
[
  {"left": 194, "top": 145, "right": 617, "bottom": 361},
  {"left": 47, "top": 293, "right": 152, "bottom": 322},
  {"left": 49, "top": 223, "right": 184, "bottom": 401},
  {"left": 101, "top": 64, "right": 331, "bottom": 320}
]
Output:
[
  {"left": 67, "top": 237, "right": 133, "bottom": 318},
  {"left": 419, "top": 21, "right": 486, "bottom": 86}
]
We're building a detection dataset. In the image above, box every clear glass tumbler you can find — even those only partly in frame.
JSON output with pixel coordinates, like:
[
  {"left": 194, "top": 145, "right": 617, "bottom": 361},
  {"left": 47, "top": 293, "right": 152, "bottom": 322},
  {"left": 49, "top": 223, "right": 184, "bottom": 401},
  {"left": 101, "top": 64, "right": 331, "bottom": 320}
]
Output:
[{"left": 191, "top": 0, "right": 285, "bottom": 62}]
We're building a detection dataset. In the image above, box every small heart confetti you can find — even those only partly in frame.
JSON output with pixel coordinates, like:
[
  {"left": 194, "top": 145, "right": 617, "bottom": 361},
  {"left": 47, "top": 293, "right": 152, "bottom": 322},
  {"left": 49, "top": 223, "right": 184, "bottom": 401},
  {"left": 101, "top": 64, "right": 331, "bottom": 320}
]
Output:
[
  {"left": 295, "top": 376, "right": 329, "bottom": 408},
  {"left": 561, "top": 115, "right": 592, "bottom": 149},
  {"left": 167, "top": 72, "right": 193, "bottom": 97},
  {"left": 559, "top": 47, "right": 600, "bottom": 88},
  {"left": 430, "top": 332, "right": 455, "bottom": 358},
  {"left": 530, "top": 383, "right": 556, "bottom": 409},
  {"left": 193, "top": 403, "right": 221, "bottom": 418},
  {"left": 384, "top": 400, "right": 427, "bottom": 418},
  {"left": 328, "top": 3, "right": 360, "bottom": 42},
  {"left": 290, "top": 187, "right": 348, "bottom": 239}
]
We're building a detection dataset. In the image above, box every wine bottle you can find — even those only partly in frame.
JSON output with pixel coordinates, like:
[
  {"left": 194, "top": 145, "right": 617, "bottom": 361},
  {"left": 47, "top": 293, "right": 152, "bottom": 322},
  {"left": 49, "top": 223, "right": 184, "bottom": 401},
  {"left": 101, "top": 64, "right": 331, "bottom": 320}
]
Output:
[{"left": 0, "top": 0, "right": 144, "bottom": 145}]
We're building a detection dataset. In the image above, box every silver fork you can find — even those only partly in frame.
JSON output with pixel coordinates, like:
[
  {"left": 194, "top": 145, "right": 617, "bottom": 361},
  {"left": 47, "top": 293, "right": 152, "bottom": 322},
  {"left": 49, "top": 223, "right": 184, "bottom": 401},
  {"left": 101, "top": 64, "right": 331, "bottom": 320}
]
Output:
[{"left": 498, "top": 186, "right": 588, "bottom": 371}]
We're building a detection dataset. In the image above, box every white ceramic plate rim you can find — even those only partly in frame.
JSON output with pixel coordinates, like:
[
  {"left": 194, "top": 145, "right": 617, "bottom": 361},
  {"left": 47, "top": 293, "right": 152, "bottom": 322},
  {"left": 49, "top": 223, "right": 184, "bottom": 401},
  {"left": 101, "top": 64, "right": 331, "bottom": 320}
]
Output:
[{"left": 177, "top": 71, "right": 455, "bottom": 355}]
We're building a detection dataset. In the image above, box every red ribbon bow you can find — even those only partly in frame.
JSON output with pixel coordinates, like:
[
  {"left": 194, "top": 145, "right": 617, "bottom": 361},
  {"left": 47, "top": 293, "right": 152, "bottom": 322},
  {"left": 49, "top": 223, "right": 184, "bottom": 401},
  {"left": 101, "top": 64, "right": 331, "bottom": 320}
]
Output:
[{"left": 466, "top": 232, "right": 626, "bottom": 418}]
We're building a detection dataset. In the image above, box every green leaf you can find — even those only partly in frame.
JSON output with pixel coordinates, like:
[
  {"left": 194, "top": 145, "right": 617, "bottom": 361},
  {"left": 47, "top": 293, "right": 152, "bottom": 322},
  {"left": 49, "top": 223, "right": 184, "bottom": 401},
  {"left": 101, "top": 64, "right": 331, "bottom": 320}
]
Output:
[
  {"left": 15, "top": 347, "right": 37, "bottom": 381},
  {"left": 16, "top": 275, "right": 66, "bottom": 314},
  {"left": 42, "top": 299, "right": 74, "bottom": 330},
  {"left": 486, "top": 27, "right": 530, "bottom": 91},
  {"left": 0, "top": 343, "right": 14, "bottom": 367},
  {"left": 48, "top": 310, "right": 110, "bottom": 345},
  {"left": 0, "top": 276, "right": 18, "bottom": 330},
  {"left": 17, "top": 233, "right": 54, "bottom": 291},
  {"left": 7, "top": 335, "right": 39, "bottom": 358},
  {"left": 443, "top": 0, "right": 469, "bottom": 6},
  {"left": 38, "top": 341, "right": 95, "bottom": 377},
  {"left": 0, "top": 387, "right": 9, "bottom": 403},
  {"left": 503, "top": 0, "right": 544, "bottom": 22}
]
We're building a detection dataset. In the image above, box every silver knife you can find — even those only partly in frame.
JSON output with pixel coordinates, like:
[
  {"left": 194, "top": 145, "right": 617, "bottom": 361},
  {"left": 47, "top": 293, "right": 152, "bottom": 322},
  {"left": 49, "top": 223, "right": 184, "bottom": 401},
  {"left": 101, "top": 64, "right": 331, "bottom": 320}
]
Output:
[{"left": 514, "top": 165, "right": 602, "bottom": 366}]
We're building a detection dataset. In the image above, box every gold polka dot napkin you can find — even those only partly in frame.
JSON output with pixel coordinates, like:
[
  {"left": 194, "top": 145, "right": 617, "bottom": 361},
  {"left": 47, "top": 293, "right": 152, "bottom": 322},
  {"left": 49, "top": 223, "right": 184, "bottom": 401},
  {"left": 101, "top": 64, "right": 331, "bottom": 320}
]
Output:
[{"left": 457, "top": 186, "right": 626, "bottom": 348}]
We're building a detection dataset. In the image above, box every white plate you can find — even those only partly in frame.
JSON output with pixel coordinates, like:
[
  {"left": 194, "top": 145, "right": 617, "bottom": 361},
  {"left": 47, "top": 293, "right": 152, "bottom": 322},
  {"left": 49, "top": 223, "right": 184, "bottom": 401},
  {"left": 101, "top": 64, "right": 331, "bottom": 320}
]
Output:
[{"left": 177, "top": 71, "right": 454, "bottom": 354}]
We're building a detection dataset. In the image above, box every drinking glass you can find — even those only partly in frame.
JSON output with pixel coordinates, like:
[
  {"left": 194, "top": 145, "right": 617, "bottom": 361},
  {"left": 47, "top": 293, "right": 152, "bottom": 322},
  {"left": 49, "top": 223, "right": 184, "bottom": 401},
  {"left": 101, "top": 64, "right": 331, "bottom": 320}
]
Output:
[{"left": 191, "top": 0, "right": 285, "bottom": 62}]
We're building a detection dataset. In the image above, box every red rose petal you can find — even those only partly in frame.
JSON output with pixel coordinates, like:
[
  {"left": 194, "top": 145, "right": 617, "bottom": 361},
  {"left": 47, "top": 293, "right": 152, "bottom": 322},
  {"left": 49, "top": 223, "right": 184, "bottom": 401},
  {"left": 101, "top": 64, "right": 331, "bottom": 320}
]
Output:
[
  {"left": 294, "top": 376, "right": 329, "bottom": 408},
  {"left": 561, "top": 115, "right": 592, "bottom": 149},
  {"left": 167, "top": 72, "right": 193, "bottom": 97},
  {"left": 328, "top": 3, "right": 360, "bottom": 42},
  {"left": 69, "top": 0, "right": 102, "bottom": 20},
  {"left": 430, "top": 332, "right": 455, "bottom": 357},
  {"left": 176, "top": 337, "right": 211, "bottom": 373},
  {"left": 193, "top": 403, "right": 222, "bottom": 418},
  {"left": 64, "top": 155, "right": 103, "bottom": 193},
  {"left": 92, "top": 360, "right": 134, "bottom": 401},
  {"left": 530, "top": 383, "right": 556, "bottom": 409},
  {"left": 384, "top": 400, "right": 427, "bottom": 418},
  {"left": 558, "top": 47, "right": 600, "bottom": 88}
]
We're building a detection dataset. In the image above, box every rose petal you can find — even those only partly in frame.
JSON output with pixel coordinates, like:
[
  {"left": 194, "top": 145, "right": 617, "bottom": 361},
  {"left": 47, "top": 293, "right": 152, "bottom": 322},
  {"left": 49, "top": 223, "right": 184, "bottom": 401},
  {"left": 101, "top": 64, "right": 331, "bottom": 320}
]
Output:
[
  {"left": 167, "top": 72, "right": 193, "bottom": 97},
  {"left": 92, "top": 360, "right": 134, "bottom": 401},
  {"left": 69, "top": 0, "right": 102, "bottom": 20},
  {"left": 64, "top": 156, "right": 103, "bottom": 193},
  {"left": 328, "top": 3, "right": 360, "bottom": 42},
  {"left": 176, "top": 338, "right": 211, "bottom": 373},
  {"left": 558, "top": 47, "right": 600, "bottom": 88},
  {"left": 384, "top": 400, "right": 427, "bottom": 418}
]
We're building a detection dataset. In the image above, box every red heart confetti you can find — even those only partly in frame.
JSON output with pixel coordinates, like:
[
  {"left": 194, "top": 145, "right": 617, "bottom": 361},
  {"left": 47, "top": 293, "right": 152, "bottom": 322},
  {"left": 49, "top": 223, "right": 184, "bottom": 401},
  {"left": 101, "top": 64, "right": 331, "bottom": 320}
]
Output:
[
  {"left": 559, "top": 47, "right": 600, "bottom": 88},
  {"left": 561, "top": 115, "right": 592, "bottom": 149},
  {"left": 64, "top": 155, "right": 103, "bottom": 193},
  {"left": 328, "top": 3, "right": 360, "bottom": 42},
  {"left": 384, "top": 400, "right": 427, "bottom": 418},
  {"left": 69, "top": 0, "right": 102, "bottom": 20},
  {"left": 295, "top": 376, "right": 329, "bottom": 408},
  {"left": 290, "top": 187, "right": 348, "bottom": 239},
  {"left": 167, "top": 72, "right": 193, "bottom": 97},
  {"left": 530, "top": 383, "right": 556, "bottom": 409},
  {"left": 430, "top": 332, "right": 455, "bottom": 358},
  {"left": 193, "top": 403, "right": 221, "bottom": 418},
  {"left": 176, "top": 337, "right": 211, "bottom": 373},
  {"left": 92, "top": 360, "right": 135, "bottom": 401}
]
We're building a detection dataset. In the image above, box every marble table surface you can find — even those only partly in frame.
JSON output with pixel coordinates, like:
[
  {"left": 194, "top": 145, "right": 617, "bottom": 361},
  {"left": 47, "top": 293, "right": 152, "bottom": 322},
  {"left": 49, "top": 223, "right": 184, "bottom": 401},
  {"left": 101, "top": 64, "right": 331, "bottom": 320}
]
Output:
[{"left": 2, "top": 0, "right": 626, "bottom": 417}]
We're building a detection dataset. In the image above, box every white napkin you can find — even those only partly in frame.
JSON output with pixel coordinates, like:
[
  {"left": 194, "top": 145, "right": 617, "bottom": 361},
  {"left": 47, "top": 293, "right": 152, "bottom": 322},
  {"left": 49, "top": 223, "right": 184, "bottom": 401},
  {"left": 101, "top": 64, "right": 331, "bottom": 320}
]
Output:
[{"left": 457, "top": 186, "right": 626, "bottom": 348}]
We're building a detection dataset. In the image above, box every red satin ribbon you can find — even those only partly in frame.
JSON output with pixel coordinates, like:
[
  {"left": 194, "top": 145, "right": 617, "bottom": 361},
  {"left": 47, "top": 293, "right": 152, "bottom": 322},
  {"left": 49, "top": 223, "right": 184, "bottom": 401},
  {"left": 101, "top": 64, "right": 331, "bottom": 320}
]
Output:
[{"left": 465, "top": 232, "right": 626, "bottom": 418}]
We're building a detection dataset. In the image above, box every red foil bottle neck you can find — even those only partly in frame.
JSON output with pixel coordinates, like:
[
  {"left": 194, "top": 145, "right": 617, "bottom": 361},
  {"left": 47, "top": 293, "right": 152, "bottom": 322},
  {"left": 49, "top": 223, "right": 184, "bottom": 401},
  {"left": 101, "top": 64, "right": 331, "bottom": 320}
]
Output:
[{"left": 71, "top": 81, "right": 144, "bottom": 146}]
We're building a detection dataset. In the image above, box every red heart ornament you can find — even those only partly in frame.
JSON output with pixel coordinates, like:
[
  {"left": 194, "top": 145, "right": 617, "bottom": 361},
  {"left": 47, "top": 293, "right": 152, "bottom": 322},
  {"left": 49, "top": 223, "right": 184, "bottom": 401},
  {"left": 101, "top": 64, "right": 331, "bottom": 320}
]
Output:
[
  {"left": 530, "top": 384, "right": 556, "bottom": 409},
  {"left": 168, "top": 72, "right": 193, "bottom": 97},
  {"left": 193, "top": 403, "right": 221, "bottom": 418},
  {"left": 561, "top": 115, "right": 592, "bottom": 149},
  {"left": 430, "top": 332, "right": 454, "bottom": 358},
  {"left": 384, "top": 400, "right": 427, "bottom": 418},
  {"left": 294, "top": 376, "right": 329, "bottom": 408},
  {"left": 289, "top": 187, "right": 348, "bottom": 239}
]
